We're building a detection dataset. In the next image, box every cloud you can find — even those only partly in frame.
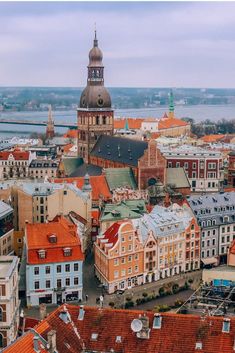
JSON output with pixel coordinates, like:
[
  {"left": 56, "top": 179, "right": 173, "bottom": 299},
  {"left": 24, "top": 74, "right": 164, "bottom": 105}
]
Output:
[{"left": 0, "top": 2, "right": 235, "bottom": 87}]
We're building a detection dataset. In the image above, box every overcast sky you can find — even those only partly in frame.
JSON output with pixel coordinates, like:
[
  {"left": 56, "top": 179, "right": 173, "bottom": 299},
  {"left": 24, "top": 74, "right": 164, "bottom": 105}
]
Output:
[{"left": 1, "top": 1, "right": 235, "bottom": 88}]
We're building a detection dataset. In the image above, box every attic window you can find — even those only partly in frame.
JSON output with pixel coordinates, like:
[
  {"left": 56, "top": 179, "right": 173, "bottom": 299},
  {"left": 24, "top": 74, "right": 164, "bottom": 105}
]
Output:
[
  {"left": 38, "top": 249, "right": 46, "bottom": 259},
  {"left": 48, "top": 234, "right": 57, "bottom": 243},
  {"left": 116, "top": 336, "right": 122, "bottom": 343},
  {"left": 91, "top": 333, "right": 98, "bottom": 341},
  {"left": 63, "top": 248, "right": 72, "bottom": 257},
  {"left": 222, "top": 319, "right": 230, "bottom": 333},
  {"left": 153, "top": 314, "right": 162, "bottom": 329},
  {"left": 195, "top": 342, "right": 202, "bottom": 350}
]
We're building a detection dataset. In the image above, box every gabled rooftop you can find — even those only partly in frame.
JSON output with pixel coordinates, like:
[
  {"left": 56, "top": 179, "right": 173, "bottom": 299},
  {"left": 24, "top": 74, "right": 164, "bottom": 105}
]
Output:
[{"left": 4, "top": 304, "right": 235, "bottom": 353}]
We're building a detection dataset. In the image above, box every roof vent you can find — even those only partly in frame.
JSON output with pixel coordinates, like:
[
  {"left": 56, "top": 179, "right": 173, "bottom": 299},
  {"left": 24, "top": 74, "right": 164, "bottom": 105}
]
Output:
[
  {"left": 78, "top": 305, "right": 85, "bottom": 321},
  {"left": 153, "top": 313, "right": 162, "bottom": 329}
]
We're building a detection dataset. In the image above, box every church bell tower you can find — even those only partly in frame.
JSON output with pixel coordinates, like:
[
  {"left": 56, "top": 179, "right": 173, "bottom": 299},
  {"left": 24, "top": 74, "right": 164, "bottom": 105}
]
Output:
[{"left": 77, "top": 31, "right": 114, "bottom": 163}]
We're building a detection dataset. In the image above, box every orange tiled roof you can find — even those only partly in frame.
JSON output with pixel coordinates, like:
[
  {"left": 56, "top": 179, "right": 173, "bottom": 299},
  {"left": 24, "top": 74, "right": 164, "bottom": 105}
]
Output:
[
  {"left": 26, "top": 217, "right": 84, "bottom": 265},
  {"left": 114, "top": 118, "right": 144, "bottom": 130},
  {"left": 0, "top": 150, "right": 29, "bottom": 160},
  {"left": 200, "top": 134, "right": 226, "bottom": 143},
  {"left": 62, "top": 143, "right": 74, "bottom": 153},
  {"left": 4, "top": 304, "right": 235, "bottom": 353},
  {"left": 229, "top": 239, "right": 235, "bottom": 255},
  {"left": 63, "top": 129, "right": 78, "bottom": 139},
  {"left": 53, "top": 175, "right": 112, "bottom": 201},
  {"left": 159, "top": 116, "right": 189, "bottom": 130}
]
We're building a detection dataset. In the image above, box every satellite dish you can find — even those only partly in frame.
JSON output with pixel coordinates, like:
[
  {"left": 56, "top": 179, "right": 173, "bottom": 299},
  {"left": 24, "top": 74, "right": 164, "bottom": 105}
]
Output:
[{"left": 131, "top": 319, "right": 143, "bottom": 333}]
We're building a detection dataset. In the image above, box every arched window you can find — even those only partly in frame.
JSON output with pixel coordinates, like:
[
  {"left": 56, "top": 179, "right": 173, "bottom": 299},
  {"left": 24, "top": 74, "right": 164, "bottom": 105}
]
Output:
[
  {"left": 207, "top": 220, "right": 211, "bottom": 227},
  {"left": 0, "top": 333, "right": 3, "bottom": 348},
  {"left": 96, "top": 116, "right": 99, "bottom": 125},
  {"left": 102, "top": 116, "right": 106, "bottom": 125},
  {"left": 148, "top": 178, "right": 157, "bottom": 186},
  {"left": 0, "top": 307, "right": 3, "bottom": 322}
]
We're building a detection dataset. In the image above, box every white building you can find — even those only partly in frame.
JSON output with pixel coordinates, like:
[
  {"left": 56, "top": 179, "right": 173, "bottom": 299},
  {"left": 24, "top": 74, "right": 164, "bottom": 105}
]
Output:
[
  {"left": 0, "top": 256, "right": 19, "bottom": 349},
  {"left": 141, "top": 118, "right": 159, "bottom": 133}
]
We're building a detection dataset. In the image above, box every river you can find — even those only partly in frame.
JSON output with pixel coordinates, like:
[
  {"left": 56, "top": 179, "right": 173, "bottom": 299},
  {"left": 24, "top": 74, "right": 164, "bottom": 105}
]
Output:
[{"left": 0, "top": 104, "right": 235, "bottom": 138}]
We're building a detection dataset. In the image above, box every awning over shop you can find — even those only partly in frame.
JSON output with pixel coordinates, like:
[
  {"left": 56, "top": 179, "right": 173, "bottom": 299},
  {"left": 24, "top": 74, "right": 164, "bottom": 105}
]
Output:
[{"left": 201, "top": 257, "right": 218, "bottom": 265}]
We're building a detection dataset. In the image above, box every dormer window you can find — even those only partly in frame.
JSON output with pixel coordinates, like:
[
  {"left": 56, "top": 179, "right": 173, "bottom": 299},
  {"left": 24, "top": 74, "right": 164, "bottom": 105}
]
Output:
[
  {"left": 63, "top": 248, "right": 72, "bottom": 257},
  {"left": 48, "top": 234, "right": 57, "bottom": 243},
  {"left": 222, "top": 318, "right": 230, "bottom": 333},
  {"left": 91, "top": 333, "right": 98, "bottom": 341},
  {"left": 38, "top": 249, "right": 46, "bottom": 259}
]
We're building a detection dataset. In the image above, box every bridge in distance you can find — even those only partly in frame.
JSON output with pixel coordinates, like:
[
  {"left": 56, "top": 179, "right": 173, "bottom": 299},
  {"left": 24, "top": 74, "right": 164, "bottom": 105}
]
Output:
[{"left": 0, "top": 119, "right": 77, "bottom": 129}]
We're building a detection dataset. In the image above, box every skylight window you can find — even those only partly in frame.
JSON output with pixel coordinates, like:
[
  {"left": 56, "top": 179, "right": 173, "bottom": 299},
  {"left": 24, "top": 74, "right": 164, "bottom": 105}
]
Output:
[
  {"left": 153, "top": 314, "right": 162, "bottom": 329},
  {"left": 222, "top": 319, "right": 230, "bottom": 333},
  {"left": 91, "top": 333, "right": 98, "bottom": 341}
]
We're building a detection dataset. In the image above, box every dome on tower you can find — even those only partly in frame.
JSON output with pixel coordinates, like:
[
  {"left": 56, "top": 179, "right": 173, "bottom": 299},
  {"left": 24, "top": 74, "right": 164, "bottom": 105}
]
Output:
[
  {"left": 88, "top": 31, "right": 103, "bottom": 67},
  {"left": 79, "top": 85, "right": 111, "bottom": 109}
]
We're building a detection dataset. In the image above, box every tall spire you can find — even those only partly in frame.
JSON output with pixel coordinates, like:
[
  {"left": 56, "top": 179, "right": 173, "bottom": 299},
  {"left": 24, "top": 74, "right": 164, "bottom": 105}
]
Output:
[
  {"left": 94, "top": 23, "right": 98, "bottom": 47},
  {"left": 46, "top": 104, "right": 55, "bottom": 139},
  {"left": 168, "top": 90, "right": 174, "bottom": 119}
]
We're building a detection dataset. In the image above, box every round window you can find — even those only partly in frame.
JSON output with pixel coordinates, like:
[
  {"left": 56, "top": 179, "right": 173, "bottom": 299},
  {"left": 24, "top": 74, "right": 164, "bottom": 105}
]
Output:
[{"left": 97, "top": 98, "right": 104, "bottom": 107}]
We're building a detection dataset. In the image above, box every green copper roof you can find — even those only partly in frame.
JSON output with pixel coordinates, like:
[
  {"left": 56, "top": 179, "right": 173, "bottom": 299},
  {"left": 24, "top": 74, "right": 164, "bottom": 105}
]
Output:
[
  {"left": 169, "top": 90, "right": 174, "bottom": 113},
  {"left": 104, "top": 168, "right": 137, "bottom": 191},
  {"left": 62, "top": 157, "right": 83, "bottom": 176},
  {"left": 100, "top": 200, "right": 147, "bottom": 222}
]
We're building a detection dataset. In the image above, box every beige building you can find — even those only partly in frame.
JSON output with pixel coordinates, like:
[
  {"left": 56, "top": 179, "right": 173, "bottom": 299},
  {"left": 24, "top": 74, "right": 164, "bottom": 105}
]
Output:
[
  {"left": 0, "top": 256, "right": 19, "bottom": 349},
  {"left": 28, "top": 159, "right": 58, "bottom": 180},
  {"left": 0, "top": 201, "right": 14, "bottom": 256},
  {"left": 0, "top": 181, "right": 91, "bottom": 231}
]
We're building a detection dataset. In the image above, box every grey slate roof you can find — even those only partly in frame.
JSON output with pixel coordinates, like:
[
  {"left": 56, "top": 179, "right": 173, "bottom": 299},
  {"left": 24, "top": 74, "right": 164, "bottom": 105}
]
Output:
[
  {"left": 29, "top": 159, "right": 58, "bottom": 168},
  {"left": 188, "top": 192, "right": 235, "bottom": 227},
  {"left": 70, "top": 163, "right": 102, "bottom": 177},
  {"left": 90, "top": 135, "right": 148, "bottom": 167},
  {"left": 0, "top": 200, "right": 13, "bottom": 220}
]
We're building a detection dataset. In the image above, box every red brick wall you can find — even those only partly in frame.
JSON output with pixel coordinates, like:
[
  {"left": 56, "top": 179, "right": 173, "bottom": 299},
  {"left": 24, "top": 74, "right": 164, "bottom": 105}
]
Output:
[{"left": 138, "top": 140, "right": 166, "bottom": 189}]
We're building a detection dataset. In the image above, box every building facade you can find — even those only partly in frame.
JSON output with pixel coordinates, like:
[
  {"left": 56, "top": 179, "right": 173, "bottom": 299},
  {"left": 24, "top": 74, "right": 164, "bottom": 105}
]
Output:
[
  {"left": 0, "top": 201, "right": 14, "bottom": 256},
  {"left": 95, "top": 222, "right": 144, "bottom": 294},
  {"left": 25, "top": 217, "right": 84, "bottom": 306},
  {"left": 77, "top": 31, "right": 114, "bottom": 163},
  {"left": 227, "top": 151, "right": 235, "bottom": 187},
  {"left": 189, "top": 192, "right": 235, "bottom": 265},
  {"left": 29, "top": 159, "right": 58, "bottom": 180},
  {"left": 0, "top": 256, "right": 19, "bottom": 349},
  {"left": 0, "top": 150, "right": 35, "bottom": 180},
  {"left": 161, "top": 146, "right": 224, "bottom": 192}
]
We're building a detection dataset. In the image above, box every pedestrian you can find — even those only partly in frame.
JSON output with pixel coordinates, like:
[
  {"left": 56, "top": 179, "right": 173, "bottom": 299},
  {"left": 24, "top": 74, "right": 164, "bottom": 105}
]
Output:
[
  {"left": 85, "top": 294, "right": 88, "bottom": 302},
  {"left": 99, "top": 295, "right": 104, "bottom": 308}
]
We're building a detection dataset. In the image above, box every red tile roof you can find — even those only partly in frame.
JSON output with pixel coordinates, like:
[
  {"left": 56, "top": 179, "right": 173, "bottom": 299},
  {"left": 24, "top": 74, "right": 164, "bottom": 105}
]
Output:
[
  {"left": 102, "top": 222, "right": 121, "bottom": 246},
  {"left": 63, "top": 129, "right": 78, "bottom": 139},
  {"left": 62, "top": 143, "right": 74, "bottom": 153},
  {"left": 200, "top": 134, "right": 226, "bottom": 143},
  {"left": 53, "top": 175, "right": 112, "bottom": 201},
  {"left": 229, "top": 239, "right": 235, "bottom": 255},
  {"left": 26, "top": 217, "right": 84, "bottom": 265},
  {"left": 159, "top": 116, "right": 189, "bottom": 129},
  {"left": 4, "top": 304, "right": 235, "bottom": 353},
  {"left": 0, "top": 150, "right": 30, "bottom": 160},
  {"left": 114, "top": 118, "right": 144, "bottom": 130}
]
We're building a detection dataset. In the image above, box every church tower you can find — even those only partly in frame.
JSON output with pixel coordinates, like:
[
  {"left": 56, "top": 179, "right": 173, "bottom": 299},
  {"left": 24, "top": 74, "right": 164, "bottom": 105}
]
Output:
[
  {"left": 168, "top": 90, "right": 175, "bottom": 119},
  {"left": 46, "top": 104, "right": 55, "bottom": 139},
  {"left": 77, "top": 31, "right": 114, "bottom": 163}
]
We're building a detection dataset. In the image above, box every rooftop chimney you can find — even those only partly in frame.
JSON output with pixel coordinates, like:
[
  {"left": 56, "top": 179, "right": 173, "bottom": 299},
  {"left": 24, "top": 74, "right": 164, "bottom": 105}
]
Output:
[
  {"left": 39, "top": 303, "right": 47, "bottom": 321},
  {"left": 47, "top": 330, "right": 57, "bottom": 353},
  {"left": 33, "top": 336, "right": 40, "bottom": 352}
]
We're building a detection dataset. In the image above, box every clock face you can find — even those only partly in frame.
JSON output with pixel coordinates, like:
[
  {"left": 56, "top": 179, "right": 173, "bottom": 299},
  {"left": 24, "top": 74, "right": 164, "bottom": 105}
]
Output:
[{"left": 97, "top": 98, "right": 104, "bottom": 107}]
